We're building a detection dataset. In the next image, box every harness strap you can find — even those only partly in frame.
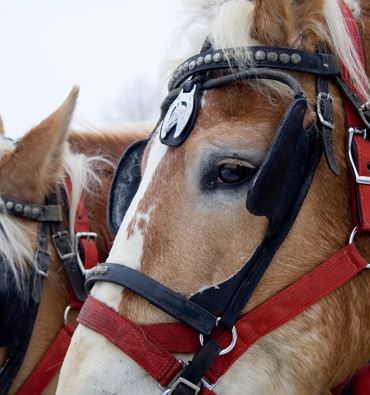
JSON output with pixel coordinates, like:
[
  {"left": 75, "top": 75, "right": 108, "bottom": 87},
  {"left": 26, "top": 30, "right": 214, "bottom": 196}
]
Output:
[
  {"left": 14, "top": 185, "right": 99, "bottom": 394},
  {"left": 14, "top": 325, "right": 74, "bottom": 395},
  {"left": 78, "top": 244, "right": 367, "bottom": 394},
  {"left": 337, "top": 1, "right": 370, "bottom": 234}
]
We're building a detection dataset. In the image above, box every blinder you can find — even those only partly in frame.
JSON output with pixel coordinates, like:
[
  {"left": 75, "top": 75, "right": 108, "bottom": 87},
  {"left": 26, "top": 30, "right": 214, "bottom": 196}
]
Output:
[
  {"left": 247, "top": 97, "right": 316, "bottom": 227},
  {"left": 107, "top": 139, "right": 148, "bottom": 235}
]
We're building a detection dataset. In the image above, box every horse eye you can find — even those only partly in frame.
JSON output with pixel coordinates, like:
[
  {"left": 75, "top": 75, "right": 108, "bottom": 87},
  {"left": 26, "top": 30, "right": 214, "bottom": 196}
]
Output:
[{"left": 217, "top": 163, "right": 255, "bottom": 184}]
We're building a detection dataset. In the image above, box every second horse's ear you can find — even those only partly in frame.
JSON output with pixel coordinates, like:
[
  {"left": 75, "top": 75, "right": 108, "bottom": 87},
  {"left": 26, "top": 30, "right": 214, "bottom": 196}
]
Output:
[
  {"left": 0, "top": 87, "right": 79, "bottom": 201},
  {"left": 0, "top": 115, "right": 4, "bottom": 135}
]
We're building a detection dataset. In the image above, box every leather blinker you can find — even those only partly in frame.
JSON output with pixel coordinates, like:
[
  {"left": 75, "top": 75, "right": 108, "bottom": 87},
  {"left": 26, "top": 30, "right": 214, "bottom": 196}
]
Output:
[{"left": 107, "top": 139, "right": 148, "bottom": 235}]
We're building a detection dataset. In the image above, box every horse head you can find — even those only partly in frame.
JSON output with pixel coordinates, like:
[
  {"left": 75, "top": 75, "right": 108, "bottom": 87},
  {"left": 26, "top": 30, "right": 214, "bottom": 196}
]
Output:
[{"left": 58, "top": 1, "right": 370, "bottom": 394}]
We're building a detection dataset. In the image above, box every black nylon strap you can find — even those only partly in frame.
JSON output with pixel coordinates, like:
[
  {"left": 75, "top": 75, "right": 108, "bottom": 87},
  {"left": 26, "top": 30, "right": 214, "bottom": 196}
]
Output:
[
  {"left": 85, "top": 264, "right": 218, "bottom": 336},
  {"left": 172, "top": 340, "right": 222, "bottom": 395}
]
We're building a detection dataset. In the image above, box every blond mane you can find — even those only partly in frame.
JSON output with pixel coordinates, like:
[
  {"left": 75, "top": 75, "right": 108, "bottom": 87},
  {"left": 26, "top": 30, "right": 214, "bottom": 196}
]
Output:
[{"left": 164, "top": 0, "right": 369, "bottom": 101}]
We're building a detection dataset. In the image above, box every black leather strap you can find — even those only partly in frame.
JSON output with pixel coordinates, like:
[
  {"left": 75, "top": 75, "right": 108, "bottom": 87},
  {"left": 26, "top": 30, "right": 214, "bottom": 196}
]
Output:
[
  {"left": 49, "top": 191, "right": 87, "bottom": 302},
  {"left": 335, "top": 76, "right": 370, "bottom": 130},
  {"left": 169, "top": 46, "right": 340, "bottom": 90},
  {"left": 85, "top": 264, "right": 218, "bottom": 336},
  {"left": 0, "top": 200, "right": 51, "bottom": 394},
  {"left": 317, "top": 75, "right": 339, "bottom": 175},
  {"left": 1, "top": 195, "right": 63, "bottom": 222}
]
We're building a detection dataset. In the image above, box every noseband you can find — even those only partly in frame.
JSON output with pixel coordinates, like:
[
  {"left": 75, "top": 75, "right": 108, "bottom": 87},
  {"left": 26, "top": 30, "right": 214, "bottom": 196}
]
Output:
[{"left": 82, "top": 7, "right": 370, "bottom": 395}]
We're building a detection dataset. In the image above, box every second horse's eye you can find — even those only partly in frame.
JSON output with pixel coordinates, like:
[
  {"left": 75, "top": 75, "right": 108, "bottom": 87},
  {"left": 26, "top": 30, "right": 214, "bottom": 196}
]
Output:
[{"left": 217, "top": 163, "right": 255, "bottom": 184}]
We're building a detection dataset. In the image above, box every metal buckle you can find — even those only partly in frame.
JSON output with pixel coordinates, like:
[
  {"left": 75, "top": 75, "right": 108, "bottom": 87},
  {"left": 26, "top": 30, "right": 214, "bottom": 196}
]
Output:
[
  {"left": 162, "top": 377, "right": 201, "bottom": 395},
  {"left": 159, "top": 360, "right": 218, "bottom": 395},
  {"left": 52, "top": 231, "right": 75, "bottom": 261},
  {"left": 348, "top": 226, "right": 370, "bottom": 269},
  {"left": 75, "top": 232, "right": 97, "bottom": 276},
  {"left": 348, "top": 128, "right": 370, "bottom": 185},
  {"left": 317, "top": 92, "right": 335, "bottom": 129}
]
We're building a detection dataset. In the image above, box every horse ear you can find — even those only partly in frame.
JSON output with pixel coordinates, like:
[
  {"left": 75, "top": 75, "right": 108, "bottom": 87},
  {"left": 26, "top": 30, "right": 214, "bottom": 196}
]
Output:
[
  {"left": 0, "top": 115, "right": 4, "bottom": 135},
  {"left": 252, "top": 0, "right": 324, "bottom": 50},
  {"left": 0, "top": 87, "right": 79, "bottom": 200}
]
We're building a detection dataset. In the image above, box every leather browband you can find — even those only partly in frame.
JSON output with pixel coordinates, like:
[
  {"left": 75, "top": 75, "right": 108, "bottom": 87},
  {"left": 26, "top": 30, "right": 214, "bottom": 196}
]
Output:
[
  {"left": 1, "top": 196, "right": 63, "bottom": 222},
  {"left": 85, "top": 264, "right": 218, "bottom": 336},
  {"left": 169, "top": 46, "right": 340, "bottom": 90}
]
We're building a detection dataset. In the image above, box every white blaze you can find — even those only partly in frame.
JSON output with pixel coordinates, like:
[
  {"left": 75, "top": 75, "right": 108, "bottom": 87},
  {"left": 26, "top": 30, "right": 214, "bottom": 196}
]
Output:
[{"left": 57, "top": 133, "right": 169, "bottom": 395}]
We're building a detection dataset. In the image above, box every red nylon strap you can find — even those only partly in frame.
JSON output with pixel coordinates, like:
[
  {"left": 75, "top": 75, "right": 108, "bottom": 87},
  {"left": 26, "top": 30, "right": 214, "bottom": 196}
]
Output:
[
  {"left": 339, "top": 1, "right": 370, "bottom": 232},
  {"left": 78, "top": 244, "right": 367, "bottom": 392},
  {"left": 15, "top": 324, "right": 74, "bottom": 395},
  {"left": 77, "top": 299, "right": 183, "bottom": 387},
  {"left": 64, "top": 176, "right": 99, "bottom": 309},
  {"left": 209, "top": 244, "right": 367, "bottom": 379}
]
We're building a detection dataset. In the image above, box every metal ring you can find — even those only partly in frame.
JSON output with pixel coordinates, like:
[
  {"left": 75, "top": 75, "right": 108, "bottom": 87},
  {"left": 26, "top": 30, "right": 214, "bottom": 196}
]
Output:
[
  {"left": 349, "top": 226, "right": 358, "bottom": 244},
  {"left": 64, "top": 305, "right": 72, "bottom": 326},
  {"left": 199, "top": 325, "right": 238, "bottom": 356}
]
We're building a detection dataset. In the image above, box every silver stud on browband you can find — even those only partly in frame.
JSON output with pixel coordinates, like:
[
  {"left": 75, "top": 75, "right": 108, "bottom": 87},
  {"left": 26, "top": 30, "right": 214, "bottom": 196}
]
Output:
[
  {"left": 14, "top": 203, "right": 23, "bottom": 213},
  {"left": 255, "top": 50, "right": 266, "bottom": 61},
  {"left": 196, "top": 56, "right": 204, "bottom": 66},
  {"left": 279, "top": 53, "right": 290, "bottom": 64},
  {"left": 291, "top": 53, "right": 302, "bottom": 64},
  {"left": 32, "top": 207, "right": 41, "bottom": 217},
  {"left": 204, "top": 54, "right": 213, "bottom": 64},
  {"left": 189, "top": 61, "right": 196, "bottom": 70},
  {"left": 183, "top": 61, "right": 189, "bottom": 71},
  {"left": 213, "top": 52, "right": 222, "bottom": 63},
  {"left": 267, "top": 52, "right": 278, "bottom": 62},
  {"left": 23, "top": 205, "right": 32, "bottom": 215},
  {"left": 5, "top": 201, "right": 14, "bottom": 211}
]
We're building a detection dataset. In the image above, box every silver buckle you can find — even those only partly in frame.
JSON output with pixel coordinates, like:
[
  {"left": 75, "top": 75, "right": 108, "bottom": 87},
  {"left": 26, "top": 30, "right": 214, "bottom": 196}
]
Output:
[
  {"left": 317, "top": 92, "right": 335, "bottom": 129},
  {"left": 75, "top": 232, "right": 97, "bottom": 276},
  {"left": 348, "top": 128, "right": 370, "bottom": 185},
  {"left": 162, "top": 377, "right": 201, "bottom": 395},
  {"left": 52, "top": 231, "right": 75, "bottom": 261},
  {"left": 159, "top": 360, "right": 218, "bottom": 395}
]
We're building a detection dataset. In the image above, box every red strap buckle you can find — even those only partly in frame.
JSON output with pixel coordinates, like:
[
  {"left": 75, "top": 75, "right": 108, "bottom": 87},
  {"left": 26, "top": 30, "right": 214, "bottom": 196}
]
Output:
[
  {"left": 75, "top": 231, "right": 97, "bottom": 275},
  {"left": 348, "top": 128, "right": 370, "bottom": 185}
]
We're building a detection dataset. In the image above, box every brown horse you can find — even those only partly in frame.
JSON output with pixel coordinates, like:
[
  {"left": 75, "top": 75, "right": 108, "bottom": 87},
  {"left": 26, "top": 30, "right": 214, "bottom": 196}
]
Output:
[
  {"left": 0, "top": 89, "right": 149, "bottom": 394},
  {"left": 58, "top": 1, "right": 370, "bottom": 394}
]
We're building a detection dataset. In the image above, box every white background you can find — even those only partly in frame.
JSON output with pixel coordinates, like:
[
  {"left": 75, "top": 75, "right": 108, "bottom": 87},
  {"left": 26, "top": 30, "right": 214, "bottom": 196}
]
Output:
[{"left": 0, "top": 1, "right": 178, "bottom": 137}]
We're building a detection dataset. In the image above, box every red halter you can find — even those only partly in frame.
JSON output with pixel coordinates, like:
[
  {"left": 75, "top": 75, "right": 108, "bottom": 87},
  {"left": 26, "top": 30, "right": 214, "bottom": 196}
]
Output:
[{"left": 78, "top": 2, "right": 370, "bottom": 394}]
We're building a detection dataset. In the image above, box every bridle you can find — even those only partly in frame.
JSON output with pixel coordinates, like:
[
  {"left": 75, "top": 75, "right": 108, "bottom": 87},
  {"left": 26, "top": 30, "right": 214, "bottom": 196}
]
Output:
[
  {"left": 79, "top": 4, "right": 370, "bottom": 395},
  {"left": 0, "top": 181, "right": 98, "bottom": 394}
]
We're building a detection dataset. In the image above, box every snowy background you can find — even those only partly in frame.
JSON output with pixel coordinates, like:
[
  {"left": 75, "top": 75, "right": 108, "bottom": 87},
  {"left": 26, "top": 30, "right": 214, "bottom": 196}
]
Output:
[{"left": 1, "top": 0, "right": 178, "bottom": 137}]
